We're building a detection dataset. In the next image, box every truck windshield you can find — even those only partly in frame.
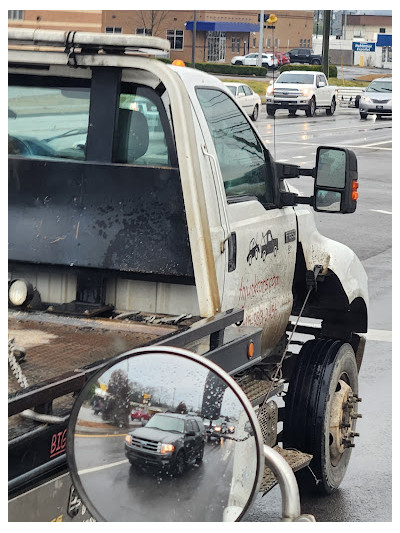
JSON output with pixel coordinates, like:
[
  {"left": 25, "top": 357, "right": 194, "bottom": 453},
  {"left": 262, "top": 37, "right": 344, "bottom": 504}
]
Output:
[
  {"left": 276, "top": 73, "right": 315, "bottom": 84},
  {"left": 8, "top": 79, "right": 90, "bottom": 160},
  {"left": 145, "top": 414, "right": 185, "bottom": 433}
]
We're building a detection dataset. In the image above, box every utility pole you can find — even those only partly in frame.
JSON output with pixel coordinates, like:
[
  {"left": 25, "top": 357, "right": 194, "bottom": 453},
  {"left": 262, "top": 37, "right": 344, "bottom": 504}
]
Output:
[
  {"left": 257, "top": 10, "right": 264, "bottom": 67},
  {"left": 322, "top": 10, "right": 331, "bottom": 78},
  {"left": 343, "top": 11, "right": 347, "bottom": 40},
  {"left": 191, "top": 10, "right": 197, "bottom": 67}
]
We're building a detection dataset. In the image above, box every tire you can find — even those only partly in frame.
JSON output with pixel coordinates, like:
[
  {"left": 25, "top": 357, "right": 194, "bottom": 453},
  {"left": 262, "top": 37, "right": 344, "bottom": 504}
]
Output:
[
  {"left": 326, "top": 97, "right": 336, "bottom": 116},
  {"left": 283, "top": 339, "right": 360, "bottom": 495},
  {"left": 305, "top": 97, "right": 316, "bottom": 117},
  {"left": 355, "top": 95, "right": 361, "bottom": 108},
  {"left": 266, "top": 105, "right": 276, "bottom": 117},
  {"left": 195, "top": 443, "right": 204, "bottom": 464},
  {"left": 360, "top": 112, "right": 368, "bottom": 120},
  {"left": 174, "top": 451, "right": 186, "bottom": 476},
  {"left": 251, "top": 104, "right": 259, "bottom": 121},
  {"left": 234, "top": 60, "right": 243, "bottom": 65},
  {"left": 311, "top": 59, "right": 321, "bottom": 65},
  {"left": 288, "top": 109, "right": 297, "bottom": 116}
]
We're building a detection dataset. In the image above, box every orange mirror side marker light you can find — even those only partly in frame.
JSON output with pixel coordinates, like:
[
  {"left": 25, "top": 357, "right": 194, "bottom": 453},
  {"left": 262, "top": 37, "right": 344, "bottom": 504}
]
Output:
[
  {"left": 352, "top": 180, "right": 359, "bottom": 200},
  {"left": 172, "top": 59, "right": 186, "bottom": 67}
]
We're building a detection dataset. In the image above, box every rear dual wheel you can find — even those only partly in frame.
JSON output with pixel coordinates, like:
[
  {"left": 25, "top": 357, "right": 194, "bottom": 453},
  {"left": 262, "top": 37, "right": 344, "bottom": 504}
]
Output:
[{"left": 284, "top": 339, "right": 360, "bottom": 495}]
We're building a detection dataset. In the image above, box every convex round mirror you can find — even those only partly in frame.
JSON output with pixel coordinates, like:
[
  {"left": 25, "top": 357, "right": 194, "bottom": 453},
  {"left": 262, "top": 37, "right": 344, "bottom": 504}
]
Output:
[{"left": 67, "top": 346, "right": 264, "bottom": 522}]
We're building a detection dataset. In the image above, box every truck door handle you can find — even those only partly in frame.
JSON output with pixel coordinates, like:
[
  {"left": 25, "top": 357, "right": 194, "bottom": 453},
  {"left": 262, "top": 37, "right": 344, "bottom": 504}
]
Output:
[{"left": 228, "top": 232, "right": 237, "bottom": 272}]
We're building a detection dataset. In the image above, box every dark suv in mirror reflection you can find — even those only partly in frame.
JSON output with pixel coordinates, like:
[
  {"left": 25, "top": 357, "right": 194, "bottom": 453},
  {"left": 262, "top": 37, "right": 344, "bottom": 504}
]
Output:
[{"left": 125, "top": 413, "right": 206, "bottom": 476}]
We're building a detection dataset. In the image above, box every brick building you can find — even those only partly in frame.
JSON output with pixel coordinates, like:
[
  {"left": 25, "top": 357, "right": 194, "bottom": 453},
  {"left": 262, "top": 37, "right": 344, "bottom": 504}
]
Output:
[{"left": 8, "top": 9, "right": 314, "bottom": 64}]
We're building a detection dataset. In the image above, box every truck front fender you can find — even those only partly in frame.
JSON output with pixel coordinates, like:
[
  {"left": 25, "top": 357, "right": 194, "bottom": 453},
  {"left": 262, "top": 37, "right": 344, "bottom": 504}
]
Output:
[{"left": 294, "top": 206, "right": 368, "bottom": 332}]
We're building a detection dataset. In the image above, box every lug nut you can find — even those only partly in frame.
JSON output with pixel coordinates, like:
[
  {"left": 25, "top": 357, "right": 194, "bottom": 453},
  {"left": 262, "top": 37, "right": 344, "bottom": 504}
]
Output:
[
  {"left": 349, "top": 394, "right": 362, "bottom": 403},
  {"left": 350, "top": 432, "right": 360, "bottom": 438},
  {"left": 351, "top": 413, "right": 362, "bottom": 419}
]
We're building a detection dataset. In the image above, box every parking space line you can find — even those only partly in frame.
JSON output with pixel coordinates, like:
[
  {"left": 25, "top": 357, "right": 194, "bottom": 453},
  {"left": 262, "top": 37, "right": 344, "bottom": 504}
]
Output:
[
  {"left": 79, "top": 459, "right": 129, "bottom": 475},
  {"left": 263, "top": 124, "right": 391, "bottom": 138},
  {"left": 370, "top": 209, "right": 392, "bottom": 215},
  {"left": 362, "top": 140, "right": 392, "bottom": 147},
  {"left": 274, "top": 141, "right": 392, "bottom": 151},
  {"left": 365, "top": 329, "right": 392, "bottom": 342}
]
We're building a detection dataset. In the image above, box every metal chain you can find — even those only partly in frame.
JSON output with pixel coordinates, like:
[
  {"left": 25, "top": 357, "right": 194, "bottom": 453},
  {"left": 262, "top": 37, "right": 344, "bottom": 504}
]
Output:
[
  {"left": 8, "top": 338, "right": 29, "bottom": 389},
  {"left": 256, "top": 285, "right": 314, "bottom": 421}
]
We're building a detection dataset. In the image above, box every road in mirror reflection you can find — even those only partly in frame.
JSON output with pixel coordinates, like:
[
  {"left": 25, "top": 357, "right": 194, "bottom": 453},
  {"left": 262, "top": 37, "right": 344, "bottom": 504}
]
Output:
[{"left": 72, "top": 352, "right": 258, "bottom": 521}]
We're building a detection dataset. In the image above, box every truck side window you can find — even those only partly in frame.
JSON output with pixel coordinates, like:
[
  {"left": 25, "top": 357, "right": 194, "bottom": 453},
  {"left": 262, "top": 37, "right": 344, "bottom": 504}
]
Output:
[
  {"left": 113, "top": 85, "right": 172, "bottom": 167},
  {"left": 196, "top": 88, "right": 275, "bottom": 205},
  {"left": 8, "top": 77, "right": 90, "bottom": 161}
]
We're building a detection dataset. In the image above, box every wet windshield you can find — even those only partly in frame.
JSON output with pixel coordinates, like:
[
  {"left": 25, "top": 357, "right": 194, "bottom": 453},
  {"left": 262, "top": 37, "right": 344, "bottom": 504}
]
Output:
[
  {"left": 145, "top": 414, "right": 185, "bottom": 433},
  {"left": 276, "top": 73, "right": 314, "bottom": 84}
]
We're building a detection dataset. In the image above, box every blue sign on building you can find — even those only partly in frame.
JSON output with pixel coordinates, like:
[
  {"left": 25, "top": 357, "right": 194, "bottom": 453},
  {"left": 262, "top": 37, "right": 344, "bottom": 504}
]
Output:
[{"left": 352, "top": 42, "right": 376, "bottom": 52}]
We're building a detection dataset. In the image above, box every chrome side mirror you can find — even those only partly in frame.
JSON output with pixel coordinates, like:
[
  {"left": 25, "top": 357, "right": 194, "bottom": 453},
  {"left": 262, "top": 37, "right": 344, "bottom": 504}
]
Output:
[{"left": 67, "top": 346, "right": 314, "bottom": 522}]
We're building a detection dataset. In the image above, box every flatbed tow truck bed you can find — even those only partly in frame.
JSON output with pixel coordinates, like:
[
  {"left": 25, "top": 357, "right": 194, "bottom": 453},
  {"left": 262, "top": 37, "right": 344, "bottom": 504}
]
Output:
[{"left": 8, "top": 311, "right": 187, "bottom": 439}]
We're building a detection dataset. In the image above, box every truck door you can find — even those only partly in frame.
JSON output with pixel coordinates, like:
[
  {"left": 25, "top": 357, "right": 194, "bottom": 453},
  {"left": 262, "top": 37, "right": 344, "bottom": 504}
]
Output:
[
  {"left": 195, "top": 88, "right": 297, "bottom": 355},
  {"left": 316, "top": 74, "right": 330, "bottom": 106}
]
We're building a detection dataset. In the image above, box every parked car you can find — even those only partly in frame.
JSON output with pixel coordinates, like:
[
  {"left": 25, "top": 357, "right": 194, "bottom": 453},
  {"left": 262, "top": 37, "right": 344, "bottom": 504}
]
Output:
[
  {"left": 125, "top": 413, "right": 205, "bottom": 475},
  {"left": 231, "top": 52, "right": 278, "bottom": 69},
  {"left": 266, "top": 51, "right": 288, "bottom": 67},
  {"left": 359, "top": 77, "right": 392, "bottom": 119},
  {"left": 281, "top": 52, "right": 291, "bottom": 65},
  {"left": 130, "top": 408, "right": 152, "bottom": 422},
  {"left": 223, "top": 82, "right": 261, "bottom": 121},
  {"left": 287, "top": 48, "right": 322, "bottom": 65}
]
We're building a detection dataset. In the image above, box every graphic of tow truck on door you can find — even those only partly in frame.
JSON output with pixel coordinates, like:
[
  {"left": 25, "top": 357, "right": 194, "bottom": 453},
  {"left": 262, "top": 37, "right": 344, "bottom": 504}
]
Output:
[
  {"left": 261, "top": 230, "right": 278, "bottom": 260},
  {"left": 246, "top": 238, "right": 260, "bottom": 265}
]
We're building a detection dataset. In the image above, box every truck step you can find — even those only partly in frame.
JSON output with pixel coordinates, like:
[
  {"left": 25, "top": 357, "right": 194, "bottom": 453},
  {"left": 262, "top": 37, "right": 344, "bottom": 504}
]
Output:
[
  {"left": 237, "top": 378, "right": 284, "bottom": 407},
  {"left": 259, "top": 446, "right": 313, "bottom": 494}
]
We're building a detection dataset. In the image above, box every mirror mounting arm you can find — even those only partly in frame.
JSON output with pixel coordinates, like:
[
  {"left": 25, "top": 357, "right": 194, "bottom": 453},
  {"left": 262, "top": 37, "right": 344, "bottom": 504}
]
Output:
[{"left": 279, "top": 192, "right": 313, "bottom": 207}]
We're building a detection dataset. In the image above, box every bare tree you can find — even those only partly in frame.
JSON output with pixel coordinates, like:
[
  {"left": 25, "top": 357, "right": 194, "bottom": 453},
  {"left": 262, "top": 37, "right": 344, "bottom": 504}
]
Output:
[{"left": 137, "top": 10, "right": 170, "bottom": 37}]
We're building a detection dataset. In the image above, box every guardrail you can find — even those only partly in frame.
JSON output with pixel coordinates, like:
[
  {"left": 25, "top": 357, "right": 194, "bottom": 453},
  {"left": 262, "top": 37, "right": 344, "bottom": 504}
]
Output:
[{"left": 335, "top": 86, "right": 364, "bottom": 108}]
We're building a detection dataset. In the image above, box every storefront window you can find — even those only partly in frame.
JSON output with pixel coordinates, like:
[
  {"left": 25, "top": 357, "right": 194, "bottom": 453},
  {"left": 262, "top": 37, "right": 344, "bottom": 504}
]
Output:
[
  {"left": 167, "top": 29, "right": 183, "bottom": 50},
  {"left": 382, "top": 46, "right": 392, "bottom": 63}
]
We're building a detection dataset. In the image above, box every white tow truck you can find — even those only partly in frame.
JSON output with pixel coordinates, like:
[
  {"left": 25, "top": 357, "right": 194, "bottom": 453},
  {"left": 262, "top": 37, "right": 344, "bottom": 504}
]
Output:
[
  {"left": 266, "top": 70, "right": 337, "bottom": 117},
  {"left": 8, "top": 29, "right": 367, "bottom": 522}
]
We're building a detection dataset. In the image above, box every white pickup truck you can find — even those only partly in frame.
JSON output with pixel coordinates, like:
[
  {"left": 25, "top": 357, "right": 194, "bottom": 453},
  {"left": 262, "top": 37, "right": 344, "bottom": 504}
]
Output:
[
  {"left": 8, "top": 29, "right": 367, "bottom": 522},
  {"left": 266, "top": 70, "right": 337, "bottom": 117}
]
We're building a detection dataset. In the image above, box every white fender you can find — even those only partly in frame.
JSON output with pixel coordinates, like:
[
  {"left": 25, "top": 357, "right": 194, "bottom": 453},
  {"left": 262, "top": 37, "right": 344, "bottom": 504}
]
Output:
[{"left": 295, "top": 205, "right": 369, "bottom": 311}]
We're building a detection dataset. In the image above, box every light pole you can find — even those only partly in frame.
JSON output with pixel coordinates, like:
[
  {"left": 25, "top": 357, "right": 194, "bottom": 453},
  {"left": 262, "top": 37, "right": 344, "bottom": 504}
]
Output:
[
  {"left": 257, "top": 10, "right": 264, "bottom": 67},
  {"left": 191, "top": 10, "right": 197, "bottom": 68}
]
